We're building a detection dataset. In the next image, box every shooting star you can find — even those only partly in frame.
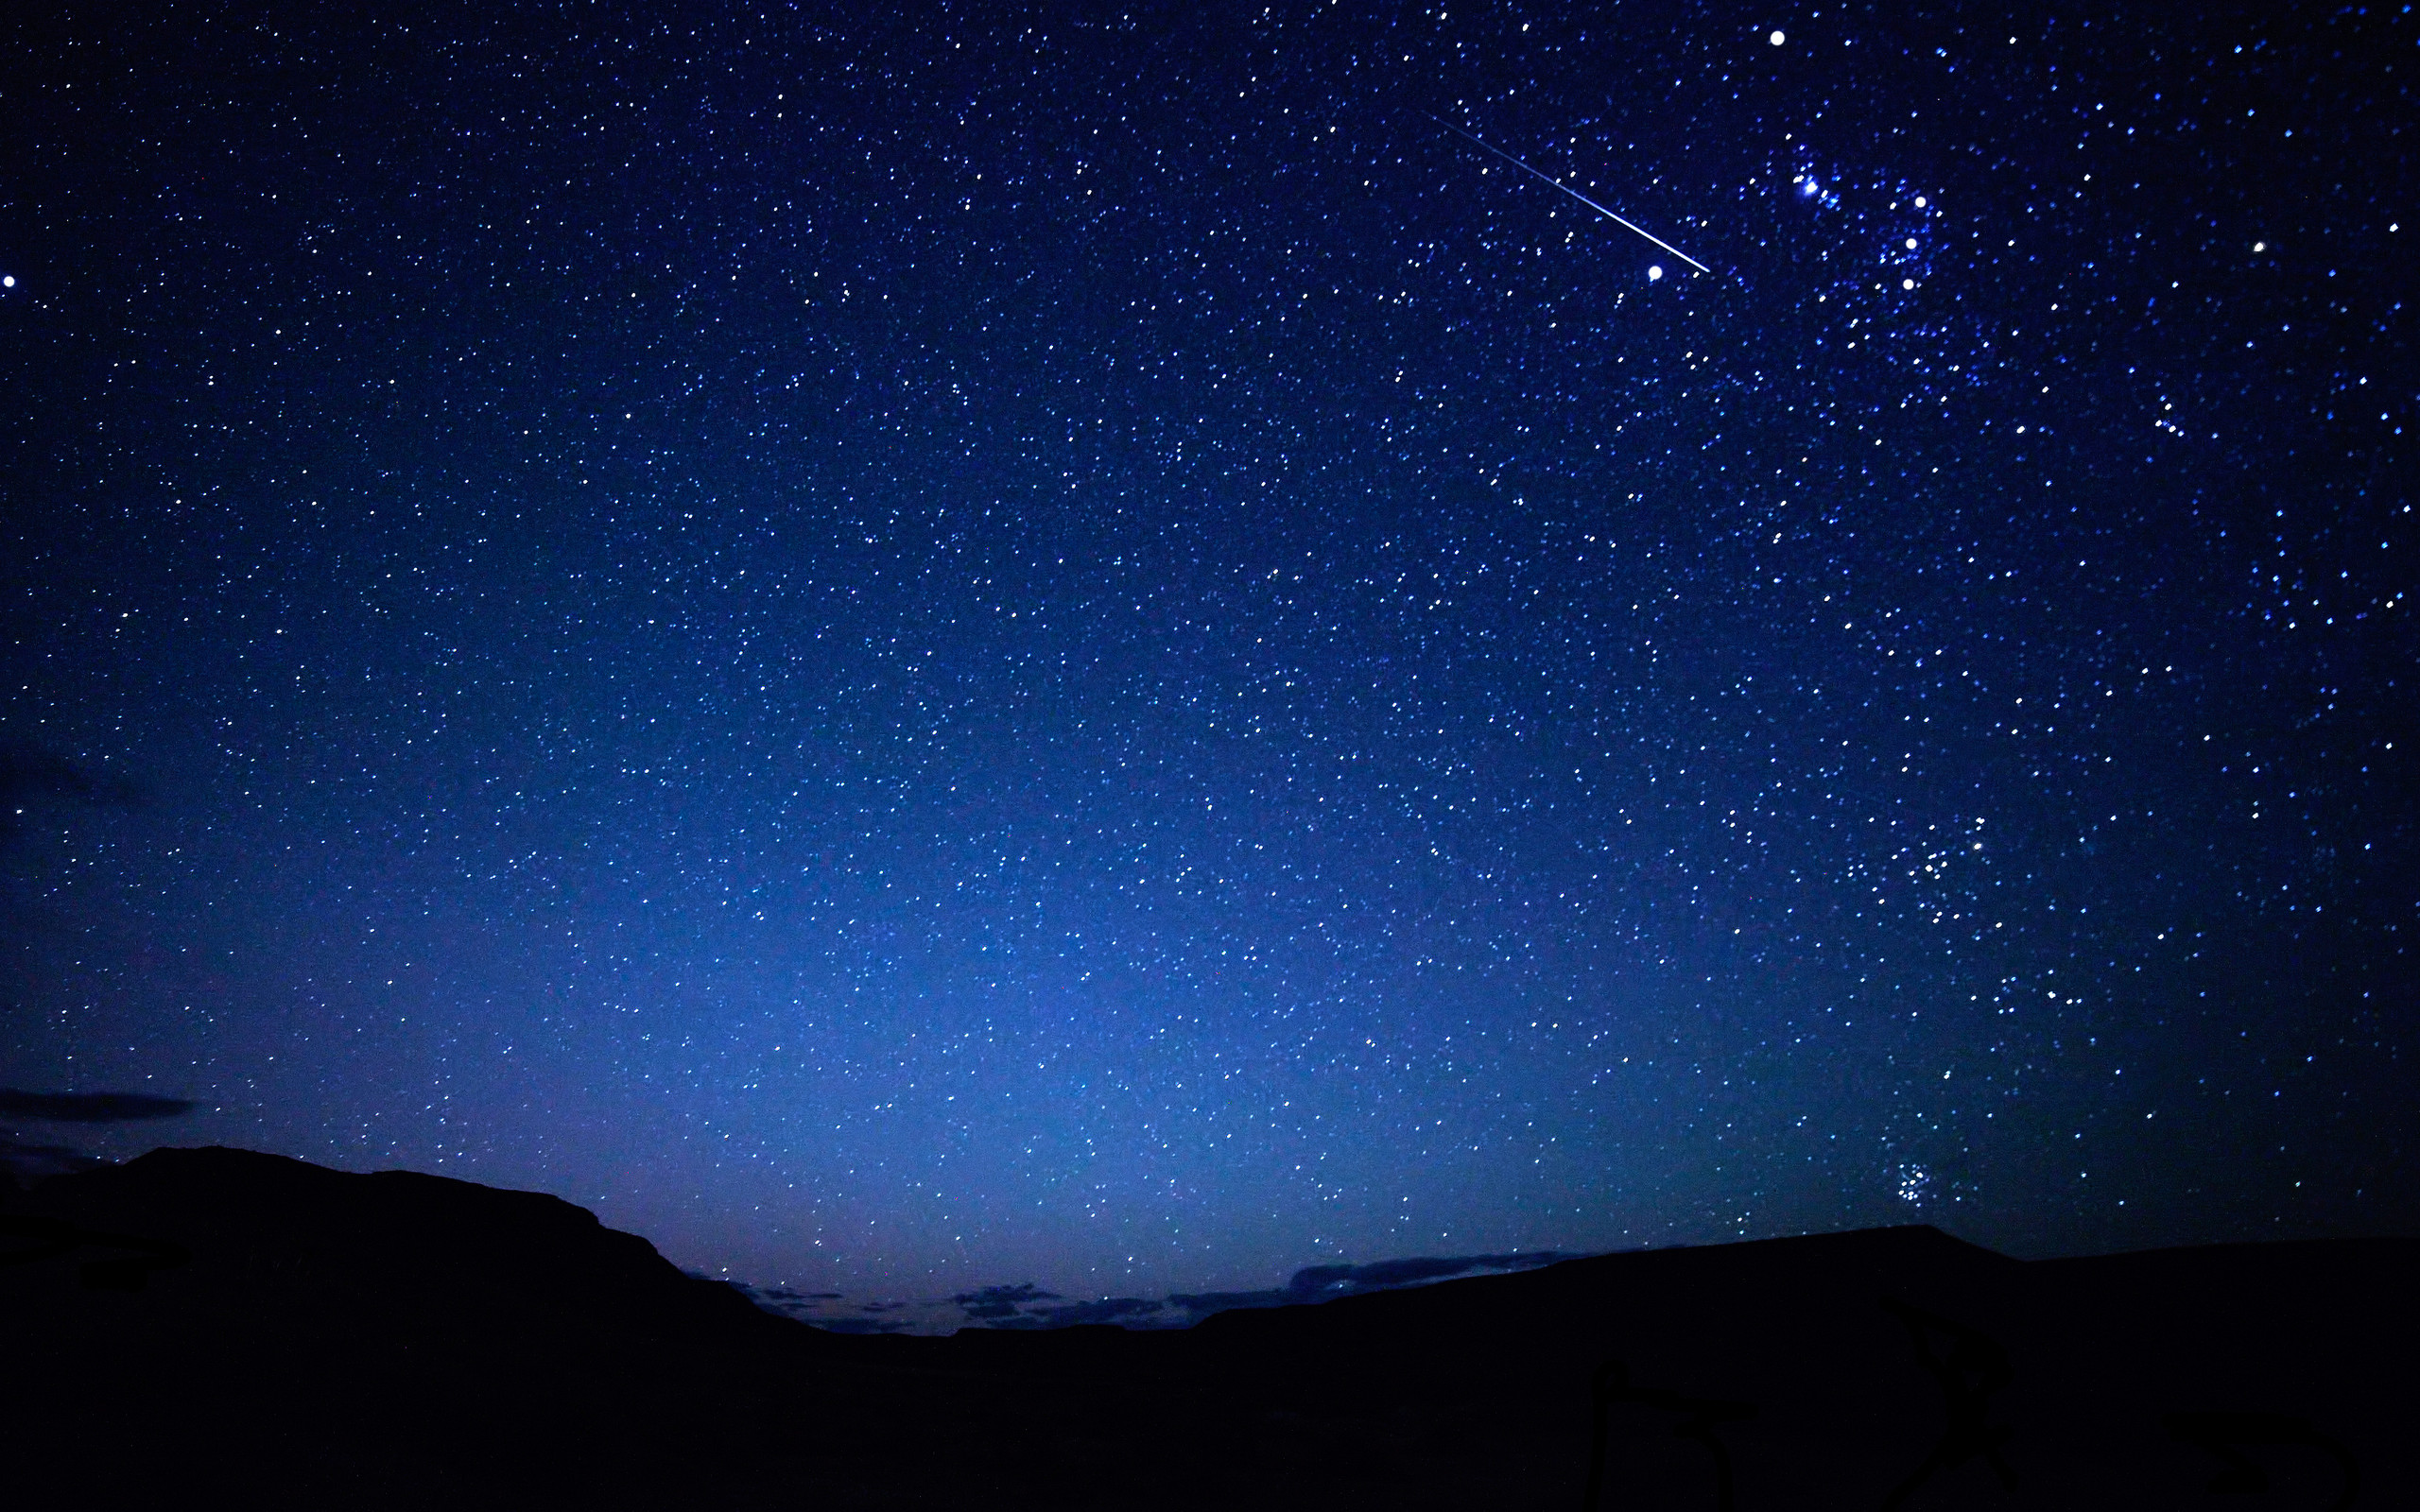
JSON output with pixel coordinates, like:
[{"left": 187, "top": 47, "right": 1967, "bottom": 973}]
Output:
[{"left": 1424, "top": 113, "right": 1712, "bottom": 275}]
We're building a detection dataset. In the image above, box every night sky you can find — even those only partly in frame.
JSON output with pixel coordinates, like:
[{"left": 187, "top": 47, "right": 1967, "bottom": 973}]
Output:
[{"left": 4, "top": 1, "right": 2412, "bottom": 1317}]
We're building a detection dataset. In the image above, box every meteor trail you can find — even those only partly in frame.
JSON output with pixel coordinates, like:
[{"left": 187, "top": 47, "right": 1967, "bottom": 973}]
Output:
[{"left": 1424, "top": 113, "right": 1712, "bottom": 275}]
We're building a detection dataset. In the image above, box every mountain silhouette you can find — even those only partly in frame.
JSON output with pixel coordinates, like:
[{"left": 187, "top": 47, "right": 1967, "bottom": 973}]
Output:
[{"left": 3, "top": 1146, "right": 2406, "bottom": 1509}]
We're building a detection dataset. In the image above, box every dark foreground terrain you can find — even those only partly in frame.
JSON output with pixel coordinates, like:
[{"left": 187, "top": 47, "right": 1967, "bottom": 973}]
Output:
[{"left": 3, "top": 1148, "right": 2404, "bottom": 1509}]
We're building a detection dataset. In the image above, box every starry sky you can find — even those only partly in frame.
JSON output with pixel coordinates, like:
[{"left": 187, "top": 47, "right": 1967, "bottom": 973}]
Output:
[{"left": 3, "top": 0, "right": 2412, "bottom": 1310}]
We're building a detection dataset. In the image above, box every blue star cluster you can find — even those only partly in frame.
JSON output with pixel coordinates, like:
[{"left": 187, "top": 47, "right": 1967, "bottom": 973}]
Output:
[{"left": 3, "top": 0, "right": 2411, "bottom": 1304}]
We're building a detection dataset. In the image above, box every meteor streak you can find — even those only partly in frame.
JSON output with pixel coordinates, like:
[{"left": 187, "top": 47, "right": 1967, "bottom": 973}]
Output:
[{"left": 1424, "top": 113, "right": 1712, "bottom": 275}]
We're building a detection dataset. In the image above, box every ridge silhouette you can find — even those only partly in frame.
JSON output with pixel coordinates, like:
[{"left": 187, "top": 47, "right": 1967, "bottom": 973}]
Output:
[{"left": 3, "top": 1147, "right": 2405, "bottom": 1509}]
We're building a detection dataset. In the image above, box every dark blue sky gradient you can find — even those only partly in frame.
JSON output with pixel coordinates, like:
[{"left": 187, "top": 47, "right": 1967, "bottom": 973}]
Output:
[{"left": 3, "top": 0, "right": 2412, "bottom": 1307}]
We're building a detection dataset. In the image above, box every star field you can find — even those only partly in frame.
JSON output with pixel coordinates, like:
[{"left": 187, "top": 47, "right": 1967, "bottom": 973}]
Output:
[{"left": 2, "top": 0, "right": 2411, "bottom": 1306}]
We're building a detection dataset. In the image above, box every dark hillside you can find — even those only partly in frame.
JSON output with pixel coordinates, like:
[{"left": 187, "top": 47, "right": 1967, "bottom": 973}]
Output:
[
  {"left": 2, "top": 1146, "right": 831, "bottom": 1507},
  {"left": 4, "top": 1148, "right": 2407, "bottom": 1509}
]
